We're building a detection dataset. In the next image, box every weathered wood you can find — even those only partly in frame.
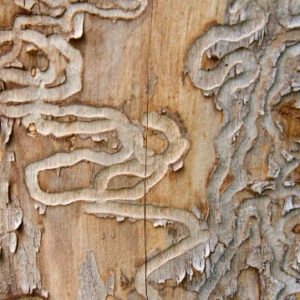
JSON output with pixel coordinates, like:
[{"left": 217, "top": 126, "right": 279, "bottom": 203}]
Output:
[{"left": 0, "top": 0, "right": 299, "bottom": 299}]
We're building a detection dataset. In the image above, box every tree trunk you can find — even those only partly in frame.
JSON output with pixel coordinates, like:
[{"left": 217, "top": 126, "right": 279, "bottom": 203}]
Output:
[{"left": 0, "top": 0, "right": 299, "bottom": 299}]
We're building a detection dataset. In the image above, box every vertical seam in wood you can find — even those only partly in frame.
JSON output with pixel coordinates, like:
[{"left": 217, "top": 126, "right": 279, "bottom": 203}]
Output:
[{"left": 144, "top": 0, "right": 154, "bottom": 298}]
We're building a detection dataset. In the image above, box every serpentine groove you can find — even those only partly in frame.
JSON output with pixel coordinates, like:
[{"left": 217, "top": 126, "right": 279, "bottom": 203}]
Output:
[{"left": 0, "top": 0, "right": 300, "bottom": 298}]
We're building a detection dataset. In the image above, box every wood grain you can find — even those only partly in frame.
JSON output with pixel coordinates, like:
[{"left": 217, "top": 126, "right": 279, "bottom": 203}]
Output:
[{"left": 0, "top": 0, "right": 300, "bottom": 299}]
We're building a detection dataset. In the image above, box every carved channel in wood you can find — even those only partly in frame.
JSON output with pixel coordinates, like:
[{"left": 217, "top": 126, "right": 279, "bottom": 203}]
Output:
[
  {"left": 184, "top": 0, "right": 300, "bottom": 299},
  {"left": 1, "top": 0, "right": 300, "bottom": 299}
]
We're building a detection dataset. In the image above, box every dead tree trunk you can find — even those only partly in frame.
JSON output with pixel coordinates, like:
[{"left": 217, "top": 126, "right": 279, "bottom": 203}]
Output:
[{"left": 0, "top": 0, "right": 299, "bottom": 299}]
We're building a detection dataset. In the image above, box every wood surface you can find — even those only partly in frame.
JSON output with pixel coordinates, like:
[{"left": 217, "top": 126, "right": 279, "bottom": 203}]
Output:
[{"left": 0, "top": 0, "right": 299, "bottom": 299}]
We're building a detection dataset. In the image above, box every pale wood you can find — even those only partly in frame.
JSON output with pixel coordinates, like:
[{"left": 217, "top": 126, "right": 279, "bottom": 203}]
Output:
[{"left": 0, "top": 0, "right": 299, "bottom": 299}]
